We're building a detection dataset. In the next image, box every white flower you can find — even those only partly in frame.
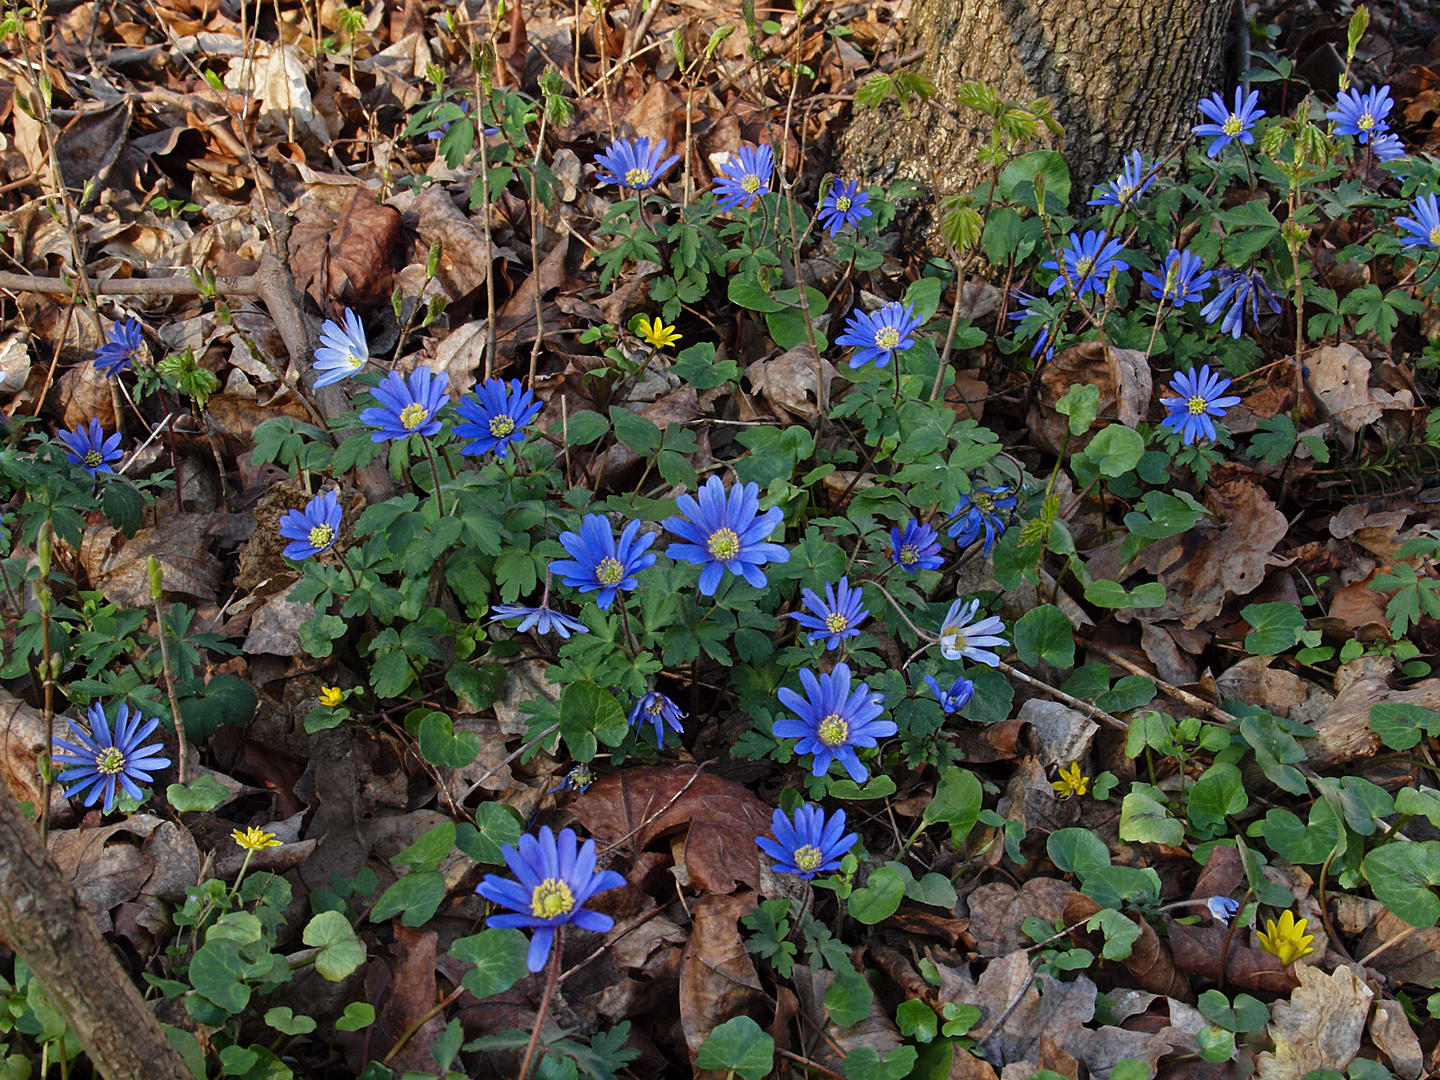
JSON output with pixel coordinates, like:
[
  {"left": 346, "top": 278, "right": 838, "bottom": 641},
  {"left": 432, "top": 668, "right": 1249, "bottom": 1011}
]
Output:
[{"left": 937, "top": 598, "right": 1009, "bottom": 666}]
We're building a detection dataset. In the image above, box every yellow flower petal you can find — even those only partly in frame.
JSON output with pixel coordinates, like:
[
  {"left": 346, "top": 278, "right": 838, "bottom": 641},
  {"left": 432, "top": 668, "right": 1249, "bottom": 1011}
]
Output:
[
  {"left": 232, "top": 826, "right": 281, "bottom": 852},
  {"left": 637, "top": 316, "right": 681, "bottom": 349},
  {"left": 319, "top": 686, "right": 344, "bottom": 708}
]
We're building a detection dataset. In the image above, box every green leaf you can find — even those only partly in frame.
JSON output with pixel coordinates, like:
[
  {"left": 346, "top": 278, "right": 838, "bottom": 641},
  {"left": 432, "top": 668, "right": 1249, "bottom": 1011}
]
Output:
[
  {"left": 1253, "top": 804, "right": 1340, "bottom": 865},
  {"left": 369, "top": 871, "right": 446, "bottom": 927},
  {"left": 298, "top": 614, "right": 347, "bottom": 658},
  {"left": 1086, "top": 908, "right": 1142, "bottom": 960},
  {"left": 608, "top": 406, "right": 661, "bottom": 458},
  {"left": 558, "top": 680, "right": 628, "bottom": 762},
  {"left": 904, "top": 871, "right": 958, "bottom": 909},
  {"left": 1242, "top": 602, "right": 1308, "bottom": 656},
  {"left": 824, "top": 966, "right": 874, "bottom": 1026},
  {"left": 1364, "top": 841, "right": 1440, "bottom": 928},
  {"left": 451, "top": 928, "right": 530, "bottom": 999},
  {"left": 264, "top": 1006, "right": 317, "bottom": 1036},
  {"left": 843, "top": 1046, "right": 919, "bottom": 1080},
  {"left": 455, "top": 802, "right": 523, "bottom": 865},
  {"left": 1083, "top": 579, "right": 1165, "bottom": 609},
  {"left": 101, "top": 481, "right": 146, "bottom": 536},
  {"left": 166, "top": 774, "right": 231, "bottom": 813},
  {"left": 177, "top": 673, "right": 257, "bottom": 743},
  {"left": 1081, "top": 425, "right": 1145, "bottom": 477},
  {"left": 902, "top": 277, "right": 946, "bottom": 324},
  {"left": 1056, "top": 383, "right": 1100, "bottom": 435},
  {"left": 335, "top": 1002, "right": 375, "bottom": 1032},
  {"left": 563, "top": 410, "right": 609, "bottom": 445},
  {"left": 391, "top": 821, "right": 456, "bottom": 873},
  {"left": 921, "top": 767, "right": 982, "bottom": 846},
  {"left": 1187, "top": 763, "right": 1247, "bottom": 839},
  {"left": 1369, "top": 703, "right": 1440, "bottom": 752},
  {"left": 849, "top": 864, "right": 906, "bottom": 924},
  {"left": 695, "top": 1016, "right": 774, "bottom": 1080},
  {"left": 999, "top": 150, "right": 1071, "bottom": 209},
  {"left": 1047, "top": 828, "right": 1111, "bottom": 878},
  {"left": 417, "top": 712, "right": 480, "bottom": 768},
  {"left": 189, "top": 939, "right": 250, "bottom": 1014},
  {"left": 1014, "top": 604, "right": 1075, "bottom": 669},
  {"left": 895, "top": 1000, "right": 938, "bottom": 1042},
  {"left": 303, "top": 910, "right": 367, "bottom": 981},
  {"left": 1118, "top": 791, "right": 1184, "bottom": 846}
]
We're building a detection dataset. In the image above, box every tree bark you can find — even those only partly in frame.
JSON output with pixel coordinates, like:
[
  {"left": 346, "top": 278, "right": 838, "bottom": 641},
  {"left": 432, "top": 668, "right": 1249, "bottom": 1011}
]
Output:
[
  {"left": 0, "top": 791, "right": 194, "bottom": 1080},
  {"left": 842, "top": 0, "right": 1233, "bottom": 220}
]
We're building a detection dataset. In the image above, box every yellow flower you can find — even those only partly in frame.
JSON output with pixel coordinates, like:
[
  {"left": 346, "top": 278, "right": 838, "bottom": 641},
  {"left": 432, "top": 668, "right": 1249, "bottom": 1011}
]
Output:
[
  {"left": 637, "top": 315, "right": 681, "bottom": 349},
  {"left": 318, "top": 686, "right": 344, "bottom": 708},
  {"left": 232, "top": 827, "right": 281, "bottom": 852},
  {"left": 1051, "top": 762, "right": 1089, "bottom": 799},
  {"left": 1256, "top": 909, "right": 1315, "bottom": 966}
]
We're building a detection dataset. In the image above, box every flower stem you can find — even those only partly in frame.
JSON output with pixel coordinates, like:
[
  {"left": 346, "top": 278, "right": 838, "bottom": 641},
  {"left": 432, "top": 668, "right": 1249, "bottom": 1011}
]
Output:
[
  {"left": 517, "top": 925, "right": 564, "bottom": 1080},
  {"left": 423, "top": 439, "right": 447, "bottom": 518}
]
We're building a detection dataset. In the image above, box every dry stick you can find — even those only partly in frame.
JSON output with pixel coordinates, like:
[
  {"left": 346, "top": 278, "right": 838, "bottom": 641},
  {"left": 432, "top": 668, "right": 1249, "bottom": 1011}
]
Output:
[
  {"left": 0, "top": 271, "right": 263, "bottom": 297},
  {"left": 1077, "top": 637, "right": 1238, "bottom": 724},
  {"left": 0, "top": 786, "right": 194, "bottom": 1080},
  {"left": 528, "top": 107, "right": 551, "bottom": 387},
  {"left": 153, "top": 586, "right": 191, "bottom": 785},
  {"left": 382, "top": 984, "right": 466, "bottom": 1064},
  {"left": 996, "top": 660, "right": 1128, "bottom": 732},
  {"left": 776, "top": 1048, "right": 847, "bottom": 1080}
]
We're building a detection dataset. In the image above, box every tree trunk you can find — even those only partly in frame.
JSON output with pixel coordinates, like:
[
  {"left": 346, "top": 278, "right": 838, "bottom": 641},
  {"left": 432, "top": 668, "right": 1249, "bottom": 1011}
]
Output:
[
  {"left": 842, "top": 0, "right": 1233, "bottom": 221},
  {"left": 0, "top": 791, "right": 194, "bottom": 1080}
]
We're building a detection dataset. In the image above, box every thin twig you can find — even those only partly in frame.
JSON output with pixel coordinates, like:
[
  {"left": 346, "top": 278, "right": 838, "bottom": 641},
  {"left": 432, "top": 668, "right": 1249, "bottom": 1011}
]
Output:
[
  {"left": 1077, "top": 638, "right": 1237, "bottom": 724},
  {"left": 997, "top": 660, "right": 1128, "bottom": 731},
  {"left": 0, "top": 271, "right": 261, "bottom": 296}
]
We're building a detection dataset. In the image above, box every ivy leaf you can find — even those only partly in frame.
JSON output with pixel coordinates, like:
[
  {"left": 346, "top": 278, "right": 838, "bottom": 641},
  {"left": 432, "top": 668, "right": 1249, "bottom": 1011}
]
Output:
[{"left": 695, "top": 1017, "right": 774, "bottom": 1080}]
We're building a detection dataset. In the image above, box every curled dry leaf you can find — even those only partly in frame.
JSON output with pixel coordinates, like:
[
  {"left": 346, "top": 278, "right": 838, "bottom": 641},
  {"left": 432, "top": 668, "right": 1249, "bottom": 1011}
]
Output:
[
  {"left": 1027, "top": 340, "right": 1152, "bottom": 456},
  {"left": 1254, "top": 963, "right": 1372, "bottom": 1080},
  {"left": 288, "top": 188, "right": 402, "bottom": 313},
  {"left": 48, "top": 815, "right": 164, "bottom": 933},
  {"left": 377, "top": 924, "right": 444, "bottom": 1074},
  {"left": 677, "top": 893, "right": 765, "bottom": 1061},
  {"left": 744, "top": 345, "right": 842, "bottom": 423}
]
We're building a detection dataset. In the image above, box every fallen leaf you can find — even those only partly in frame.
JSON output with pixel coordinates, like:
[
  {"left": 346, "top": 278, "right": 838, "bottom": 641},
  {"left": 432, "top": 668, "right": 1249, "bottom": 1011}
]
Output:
[
  {"left": 1254, "top": 963, "right": 1372, "bottom": 1080},
  {"left": 677, "top": 893, "right": 764, "bottom": 1061},
  {"left": 966, "top": 878, "right": 1076, "bottom": 958}
]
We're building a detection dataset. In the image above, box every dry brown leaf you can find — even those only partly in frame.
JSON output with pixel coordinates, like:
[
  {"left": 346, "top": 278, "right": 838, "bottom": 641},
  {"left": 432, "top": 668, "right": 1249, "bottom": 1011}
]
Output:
[
  {"left": 1063, "top": 893, "right": 1190, "bottom": 999},
  {"left": 288, "top": 187, "right": 401, "bottom": 312},
  {"left": 1026, "top": 340, "right": 1152, "bottom": 455},
  {"left": 1369, "top": 998, "right": 1424, "bottom": 1080},
  {"left": 409, "top": 186, "right": 491, "bottom": 300},
  {"left": 1309, "top": 344, "right": 1384, "bottom": 443},
  {"left": 49, "top": 815, "right": 162, "bottom": 933},
  {"left": 1307, "top": 675, "right": 1440, "bottom": 771},
  {"left": 1214, "top": 657, "right": 1308, "bottom": 719},
  {"left": 966, "top": 878, "right": 1077, "bottom": 958},
  {"left": 80, "top": 514, "right": 221, "bottom": 606},
  {"left": 1016, "top": 698, "right": 1098, "bottom": 768},
  {"left": 1166, "top": 917, "right": 1298, "bottom": 995},
  {"left": 1356, "top": 909, "right": 1440, "bottom": 987},
  {"left": 677, "top": 893, "right": 764, "bottom": 1061},
  {"left": 745, "top": 346, "right": 841, "bottom": 423},
  {"left": 1254, "top": 963, "right": 1372, "bottom": 1080},
  {"left": 790, "top": 964, "right": 906, "bottom": 1070},
  {"left": 377, "top": 924, "right": 444, "bottom": 1073}
]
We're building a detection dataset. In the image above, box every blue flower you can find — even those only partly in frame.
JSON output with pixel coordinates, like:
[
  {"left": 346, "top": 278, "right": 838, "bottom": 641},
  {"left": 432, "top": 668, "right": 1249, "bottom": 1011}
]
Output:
[
  {"left": 948, "top": 487, "right": 1017, "bottom": 555},
  {"left": 94, "top": 317, "right": 143, "bottom": 377},
  {"left": 1328, "top": 84, "right": 1393, "bottom": 143},
  {"left": 1397, "top": 193, "right": 1440, "bottom": 249},
  {"left": 1371, "top": 131, "right": 1406, "bottom": 162},
  {"left": 1141, "top": 249, "right": 1214, "bottom": 307},
  {"left": 314, "top": 309, "right": 369, "bottom": 387},
  {"left": 594, "top": 137, "right": 680, "bottom": 191},
  {"left": 426, "top": 99, "right": 474, "bottom": 139},
  {"left": 628, "top": 691, "right": 686, "bottom": 748},
  {"left": 1160, "top": 364, "right": 1242, "bottom": 445},
  {"left": 925, "top": 675, "right": 975, "bottom": 713},
  {"left": 834, "top": 301, "right": 924, "bottom": 369},
  {"left": 1207, "top": 896, "right": 1241, "bottom": 926},
  {"left": 789, "top": 578, "right": 869, "bottom": 650},
  {"left": 663, "top": 475, "right": 789, "bottom": 596},
  {"left": 1042, "top": 230, "right": 1127, "bottom": 297},
  {"left": 772, "top": 662, "right": 895, "bottom": 783},
  {"left": 1007, "top": 291, "right": 1055, "bottom": 361},
  {"left": 1200, "top": 268, "right": 1281, "bottom": 339},
  {"left": 714, "top": 144, "right": 774, "bottom": 212},
  {"left": 890, "top": 519, "right": 943, "bottom": 573},
  {"left": 455, "top": 378, "right": 544, "bottom": 458},
  {"left": 937, "top": 599, "right": 1008, "bottom": 667},
  {"left": 489, "top": 603, "right": 590, "bottom": 638},
  {"left": 552, "top": 515, "right": 657, "bottom": 610},
  {"left": 756, "top": 804, "right": 857, "bottom": 879},
  {"left": 1193, "top": 87, "right": 1264, "bottom": 157},
  {"left": 1087, "top": 150, "right": 1154, "bottom": 209},
  {"left": 817, "top": 178, "right": 872, "bottom": 236},
  {"left": 476, "top": 826, "right": 627, "bottom": 971},
  {"left": 57, "top": 419, "right": 123, "bottom": 477},
  {"left": 360, "top": 367, "right": 449, "bottom": 442},
  {"left": 548, "top": 763, "right": 594, "bottom": 795},
  {"left": 53, "top": 702, "right": 172, "bottom": 813},
  {"left": 278, "top": 490, "right": 342, "bottom": 560}
]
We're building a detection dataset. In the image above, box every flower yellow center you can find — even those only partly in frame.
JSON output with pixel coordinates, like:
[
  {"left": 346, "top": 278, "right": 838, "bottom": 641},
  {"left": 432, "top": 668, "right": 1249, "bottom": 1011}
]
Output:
[
  {"left": 1222, "top": 115, "right": 1243, "bottom": 136},
  {"left": 741, "top": 174, "right": 761, "bottom": 194},
  {"left": 818, "top": 714, "right": 848, "bottom": 747},
  {"left": 793, "top": 845, "right": 824, "bottom": 871},
  {"left": 1187, "top": 395, "right": 1208, "bottom": 415},
  {"left": 973, "top": 492, "right": 994, "bottom": 513},
  {"left": 399, "top": 403, "right": 428, "bottom": 430},
  {"left": 489, "top": 414, "right": 515, "bottom": 437},
  {"left": 824, "top": 612, "right": 849, "bottom": 633},
  {"left": 898, "top": 544, "right": 919, "bottom": 565},
  {"left": 530, "top": 878, "right": 575, "bottom": 919},
  {"left": 835, "top": 196, "right": 852, "bottom": 212},
  {"left": 1430, "top": 225, "right": 1440, "bottom": 246},
  {"left": 1358, "top": 113, "right": 1375, "bottom": 131},
  {"left": 875, "top": 327, "right": 901, "bottom": 349},
  {"left": 96, "top": 747, "right": 126, "bottom": 775},
  {"left": 1118, "top": 184, "right": 1136, "bottom": 202},
  {"left": 708, "top": 528, "right": 740, "bottom": 561},
  {"left": 645, "top": 697, "right": 664, "bottom": 716},
  {"left": 1073, "top": 256, "right": 1095, "bottom": 280},
  {"left": 625, "top": 167, "right": 651, "bottom": 186},
  {"left": 346, "top": 351, "right": 364, "bottom": 369},
  {"left": 309, "top": 524, "right": 335, "bottom": 549},
  {"left": 83, "top": 450, "right": 103, "bottom": 467},
  {"left": 596, "top": 556, "right": 625, "bottom": 586}
]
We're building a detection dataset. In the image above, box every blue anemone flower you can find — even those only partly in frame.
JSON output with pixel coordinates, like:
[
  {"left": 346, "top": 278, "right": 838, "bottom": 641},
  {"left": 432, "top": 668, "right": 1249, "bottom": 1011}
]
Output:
[
  {"left": 1207, "top": 896, "right": 1241, "bottom": 926},
  {"left": 772, "top": 662, "right": 895, "bottom": 783},
  {"left": 663, "top": 475, "right": 789, "bottom": 596},
  {"left": 313, "top": 308, "right": 369, "bottom": 387},
  {"left": 278, "top": 490, "right": 342, "bottom": 560},
  {"left": 552, "top": 515, "right": 657, "bottom": 610},
  {"left": 593, "top": 137, "right": 680, "bottom": 191},
  {"left": 834, "top": 301, "right": 924, "bottom": 369},
  {"left": 628, "top": 690, "right": 686, "bottom": 748},
  {"left": 1371, "top": 131, "right": 1406, "bottom": 162},
  {"left": 789, "top": 577, "right": 869, "bottom": 650},
  {"left": 756, "top": 804, "right": 857, "bottom": 879},
  {"left": 489, "top": 603, "right": 589, "bottom": 639},
  {"left": 454, "top": 378, "right": 544, "bottom": 458},
  {"left": 714, "top": 144, "right": 775, "bottom": 212},
  {"left": 890, "top": 519, "right": 943, "bottom": 573},
  {"left": 476, "top": 826, "right": 627, "bottom": 971},
  {"left": 1141, "top": 249, "right": 1214, "bottom": 307},
  {"left": 1042, "top": 230, "right": 1127, "bottom": 297},
  {"left": 948, "top": 486, "right": 1017, "bottom": 555},
  {"left": 1200, "top": 268, "right": 1281, "bottom": 339},
  {"left": 1328, "top": 84, "right": 1393, "bottom": 143},
  {"left": 817, "top": 178, "right": 872, "bottom": 236},
  {"left": 937, "top": 599, "right": 1008, "bottom": 667},
  {"left": 1087, "top": 150, "right": 1154, "bottom": 209},
  {"left": 925, "top": 675, "right": 975, "bottom": 713},
  {"left": 57, "top": 419, "right": 123, "bottom": 477},
  {"left": 360, "top": 367, "right": 448, "bottom": 442},
  {"left": 53, "top": 702, "right": 172, "bottom": 813},
  {"left": 1397, "top": 193, "right": 1440, "bottom": 249},
  {"left": 1160, "top": 364, "right": 1242, "bottom": 445},
  {"left": 94, "top": 317, "right": 143, "bottom": 377},
  {"left": 1193, "top": 87, "right": 1265, "bottom": 157}
]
